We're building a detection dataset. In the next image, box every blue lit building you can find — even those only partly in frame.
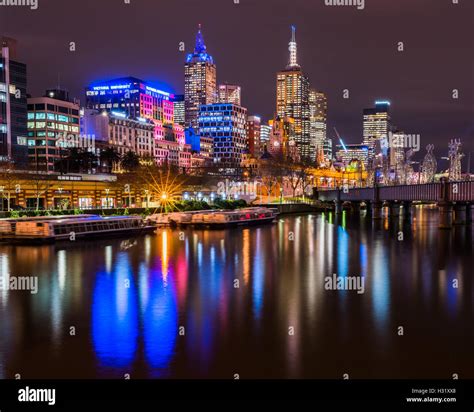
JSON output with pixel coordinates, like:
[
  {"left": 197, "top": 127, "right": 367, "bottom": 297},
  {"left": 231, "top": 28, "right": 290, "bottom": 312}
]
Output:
[
  {"left": 198, "top": 103, "right": 247, "bottom": 168},
  {"left": 85, "top": 77, "right": 174, "bottom": 125},
  {"left": 185, "top": 25, "right": 217, "bottom": 132}
]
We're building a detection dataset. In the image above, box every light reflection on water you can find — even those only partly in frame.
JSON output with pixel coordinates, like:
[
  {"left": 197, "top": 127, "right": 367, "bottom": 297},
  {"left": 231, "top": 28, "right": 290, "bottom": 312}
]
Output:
[{"left": 0, "top": 208, "right": 472, "bottom": 379}]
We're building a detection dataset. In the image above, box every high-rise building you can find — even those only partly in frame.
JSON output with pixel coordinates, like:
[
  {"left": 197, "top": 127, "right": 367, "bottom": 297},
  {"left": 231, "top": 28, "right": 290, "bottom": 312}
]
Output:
[
  {"left": 0, "top": 38, "right": 28, "bottom": 166},
  {"left": 185, "top": 25, "right": 217, "bottom": 132},
  {"left": 218, "top": 83, "right": 241, "bottom": 106},
  {"left": 173, "top": 94, "right": 185, "bottom": 126},
  {"left": 85, "top": 77, "right": 174, "bottom": 125},
  {"left": 276, "top": 26, "right": 311, "bottom": 161},
  {"left": 309, "top": 89, "right": 328, "bottom": 163},
  {"left": 198, "top": 103, "right": 247, "bottom": 168},
  {"left": 27, "top": 89, "right": 81, "bottom": 172},
  {"left": 246, "top": 115, "right": 261, "bottom": 157},
  {"left": 363, "top": 100, "right": 391, "bottom": 161}
]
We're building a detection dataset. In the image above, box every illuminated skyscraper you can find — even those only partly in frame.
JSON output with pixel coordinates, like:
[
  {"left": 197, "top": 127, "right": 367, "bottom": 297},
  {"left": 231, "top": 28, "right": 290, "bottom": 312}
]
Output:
[
  {"left": 173, "top": 94, "right": 185, "bottom": 126},
  {"left": 363, "top": 100, "right": 391, "bottom": 160},
  {"left": 309, "top": 89, "right": 328, "bottom": 163},
  {"left": 218, "top": 83, "right": 241, "bottom": 106},
  {"left": 185, "top": 25, "right": 217, "bottom": 132},
  {"left": 0, "top": 37, "right": 28, "bottom": 166},
  {"left": 276, "top": 26, "right": 311, "bottom": 161}
]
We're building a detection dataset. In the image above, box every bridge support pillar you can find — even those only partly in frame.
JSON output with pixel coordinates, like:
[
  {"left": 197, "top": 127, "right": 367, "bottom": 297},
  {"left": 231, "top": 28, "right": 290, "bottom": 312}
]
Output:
[
  {"left": 438, "top": 202, "right": 453, "bottom": 229},
  {"left": 334, "top": 200, "right": 343, "bottom": 215},
  {"left": 371, "top": 201, "right": 383, "bottom": 220},
  {"left": 453, "top": 203, "right": 467, "bottom": 225},
  {"left": 402, "top": 201, "right": 411, "bottom": 217},
  {"left": 364, "top": 201, "right": 372, "bottom": 215},
  {"left": 389, "top": 202, "right": 401, "bottom": 218},
  {"left": 467, "top": 203, "right": 472, "bottom": 225},
  {"left": 351, "top": 202, "right": 361, "bottom": 214}
]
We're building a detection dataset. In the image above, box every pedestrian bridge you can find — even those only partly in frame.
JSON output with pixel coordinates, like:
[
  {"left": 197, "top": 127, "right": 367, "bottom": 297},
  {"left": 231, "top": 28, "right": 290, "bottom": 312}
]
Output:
[{"left": 316, "top": 181, "right": 473, "bottom": 229}]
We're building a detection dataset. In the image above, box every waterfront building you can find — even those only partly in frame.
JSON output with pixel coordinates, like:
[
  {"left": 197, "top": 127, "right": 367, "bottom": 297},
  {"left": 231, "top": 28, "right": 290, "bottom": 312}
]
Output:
[
  {"left": 81, "top": 109, "right": 191, "bottom": 170},
  {"left": 246, "top": 115, "right": 261, "bottom": 157},
  {"left": 0, "top": 37, "right": 28, "bottom": 166},
  {"left": 276, "top": 26, "right": 311, "bottom": 161},
  {"left": 363, "top": 100, "right": 392, "bottom": 161},
  {"left": 218, "top": 83, "right": 241, "bottom": 106},
  {"left": 198, "top": 103, "right": 247, "bottom": 168},
  {"left": 27, "top": 89, "right": 80, "bottom": 172},
  {"left": 185, "top": 25, "right": 217, "bottom": 132}
]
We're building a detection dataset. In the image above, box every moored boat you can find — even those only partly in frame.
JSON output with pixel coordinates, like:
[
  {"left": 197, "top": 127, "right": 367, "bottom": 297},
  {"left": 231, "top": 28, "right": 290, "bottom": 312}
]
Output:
[
  {"left": 166, "top": 207, "right": 278, "bottom": 228},
  {"left": 1, "top": 215, "right": 155, "bottom": 243}
]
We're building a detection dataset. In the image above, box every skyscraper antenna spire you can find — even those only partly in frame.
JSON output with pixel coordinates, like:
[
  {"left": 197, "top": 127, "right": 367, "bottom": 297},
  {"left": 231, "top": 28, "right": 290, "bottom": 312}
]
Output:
[
  {"left": 195, "top": 23, "right": 207, "bottom": 54},
  {"left": 288, "top": 25, "right": 299, "bottom": 68}
]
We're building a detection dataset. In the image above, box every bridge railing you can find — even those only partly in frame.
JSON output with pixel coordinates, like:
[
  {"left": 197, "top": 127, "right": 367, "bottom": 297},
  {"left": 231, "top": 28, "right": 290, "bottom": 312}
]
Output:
[{"left": 316, "top": 181, "right": 474, "bottom": 203}]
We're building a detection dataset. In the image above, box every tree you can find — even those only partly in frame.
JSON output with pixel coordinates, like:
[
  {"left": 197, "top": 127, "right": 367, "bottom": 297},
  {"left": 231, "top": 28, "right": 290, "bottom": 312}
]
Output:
[
  {"left": 0, "top": 160, "right": 23, "bottom": 211},
  {"left": 121, "top": 151, "right": 140, "bottom": 172},
  {"left": 100, "top": 147, "right": 121, "bottom": 173},
  {"left": 30, "top": 175, "right": 53, "bottom": 211}
]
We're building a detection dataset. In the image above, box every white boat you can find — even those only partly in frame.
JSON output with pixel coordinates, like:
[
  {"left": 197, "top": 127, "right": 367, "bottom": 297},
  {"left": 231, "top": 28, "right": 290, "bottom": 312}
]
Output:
[
  {"left": 2, "top": 215, "right": 155, "bottom": 243},
  {"left": 0, "top": 214, "right": 95, "bottom": 239},
  {"left": 168, "top": 207, "right": 278, "bottom": 228}
]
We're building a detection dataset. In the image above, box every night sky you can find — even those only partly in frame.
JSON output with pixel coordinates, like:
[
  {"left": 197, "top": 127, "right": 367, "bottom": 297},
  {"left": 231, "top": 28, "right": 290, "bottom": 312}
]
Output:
[{"left": 1, "top": 0, "right": 473, "bottom": 166}]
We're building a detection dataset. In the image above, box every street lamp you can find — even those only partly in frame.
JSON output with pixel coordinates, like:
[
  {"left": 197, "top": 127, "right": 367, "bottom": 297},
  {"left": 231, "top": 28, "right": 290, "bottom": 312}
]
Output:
[{"left": 280, "top": 186, "right": 283, "bottom": 204}]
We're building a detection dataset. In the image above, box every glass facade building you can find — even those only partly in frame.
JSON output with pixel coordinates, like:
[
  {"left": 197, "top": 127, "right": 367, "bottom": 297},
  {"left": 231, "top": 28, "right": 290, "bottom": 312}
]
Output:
[{"left": 198, "top": 103, "right": 247, "bottom": 168}]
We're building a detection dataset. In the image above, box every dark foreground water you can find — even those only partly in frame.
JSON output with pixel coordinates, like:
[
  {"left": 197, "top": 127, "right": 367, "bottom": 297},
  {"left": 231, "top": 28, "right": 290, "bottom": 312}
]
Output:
[{"left": 0, "top": 207, "right": 472, "bottom": 379}]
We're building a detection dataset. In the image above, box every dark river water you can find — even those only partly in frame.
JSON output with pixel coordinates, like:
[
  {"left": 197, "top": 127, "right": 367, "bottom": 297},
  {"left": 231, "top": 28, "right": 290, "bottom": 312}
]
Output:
[{"left": 0, "top": 208, "right": 472, "bottom": 379}]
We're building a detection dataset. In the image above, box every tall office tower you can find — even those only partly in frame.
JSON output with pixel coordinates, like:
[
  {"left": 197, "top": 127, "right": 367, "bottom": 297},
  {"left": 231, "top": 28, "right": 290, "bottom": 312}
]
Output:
[
  {"left": 276, "top": 26, "right": 311, "bottom": 161},
  {"left": 363, "top": 100, "right": 392, "bottom": 162},
  {"left": 27, "top": 89, "right": 81, "bottom": 172},
  {"left": 0, "top": 37, "right": 28, "bottom": 166},
  {"left": 309, "top": 89, "right": 328, "bottom": 163},
  {"left": 198, "top": 103, "right": 247, "bottom": 168},
  {"left": 246, "top": 115, "right": 261, "bottom": 157},
  {"left": 185, "top": 25, "right": 217, "bottom": 132},
  {"left": 173, "top": 94, "right": 185, "bottom": 126},
  {"left": 218, "top": 83, "right": 241, "bottom": 106}
]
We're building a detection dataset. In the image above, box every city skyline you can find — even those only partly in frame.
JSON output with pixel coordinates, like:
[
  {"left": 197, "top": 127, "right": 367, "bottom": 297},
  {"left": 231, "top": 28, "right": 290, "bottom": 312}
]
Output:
[{"left": 0, "top": 0, "right": 472, "bottom": 162}]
